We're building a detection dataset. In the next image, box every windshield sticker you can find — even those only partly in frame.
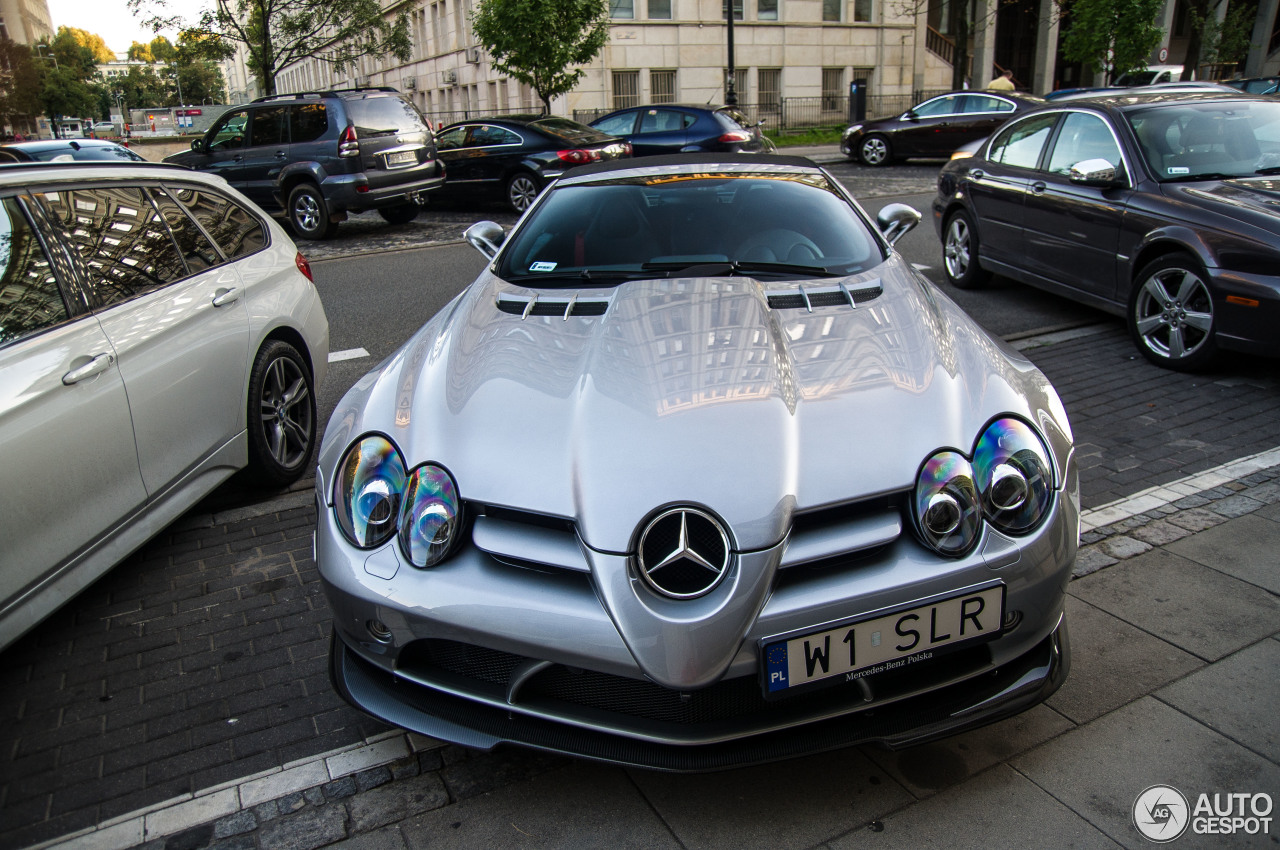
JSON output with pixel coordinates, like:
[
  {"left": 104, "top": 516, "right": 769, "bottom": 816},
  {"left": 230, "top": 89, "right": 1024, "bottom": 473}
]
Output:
[
  {"left": 530, "top": 261, "right": 558, "bottom": 272},
  {"left": 1168, "top": 166, "right": 1190, "bottom": 174}
]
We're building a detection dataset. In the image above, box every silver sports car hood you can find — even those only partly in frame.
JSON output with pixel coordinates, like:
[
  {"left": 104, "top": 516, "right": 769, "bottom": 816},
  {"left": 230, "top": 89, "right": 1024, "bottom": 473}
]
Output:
[{"left": 321, "top": 258, "right": 1064, "bottom": 556}]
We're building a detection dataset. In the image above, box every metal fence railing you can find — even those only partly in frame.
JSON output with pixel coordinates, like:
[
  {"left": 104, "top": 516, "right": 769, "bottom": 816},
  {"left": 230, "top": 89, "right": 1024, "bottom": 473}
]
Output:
[{"left": 421, "top": 105, "right": 543, "bottom": 129}]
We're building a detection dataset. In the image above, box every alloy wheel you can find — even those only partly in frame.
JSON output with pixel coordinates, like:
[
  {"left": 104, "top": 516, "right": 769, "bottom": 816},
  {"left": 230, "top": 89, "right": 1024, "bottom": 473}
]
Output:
[
  {"left": 1133, "top": 265, "right": 1214, "bottom": 363},
  {"left": 292, "top": 192, "right": 322, "bottom": 233},
  {"left": 258, "top": 354, "right": 313, "bottom": 469},
  {"left": 944, "top": 217, "right": 972, "bottom": 280}
]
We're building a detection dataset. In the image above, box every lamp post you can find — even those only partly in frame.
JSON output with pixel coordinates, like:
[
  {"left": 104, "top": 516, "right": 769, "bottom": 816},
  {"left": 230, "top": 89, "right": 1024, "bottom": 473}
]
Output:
[
  {"left": 113, "top": 90, "right": 126, "bottom": 136},
  {"left": 36, "top": 45, "right": 60, "bottom": 138},
  {"left": 725, "top": 0, "right": 737, "bottom": 106}
]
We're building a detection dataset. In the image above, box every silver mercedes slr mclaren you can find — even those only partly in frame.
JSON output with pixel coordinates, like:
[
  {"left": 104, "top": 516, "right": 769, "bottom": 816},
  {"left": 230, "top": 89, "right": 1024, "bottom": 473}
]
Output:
[{"left": 316, "top": 154, "right": 1078, "bottom": 770}]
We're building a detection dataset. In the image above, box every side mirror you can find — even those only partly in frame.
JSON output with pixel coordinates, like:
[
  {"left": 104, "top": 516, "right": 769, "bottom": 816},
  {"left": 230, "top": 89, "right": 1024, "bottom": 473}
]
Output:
[
  {"left": 876, "top": 203, "right": 921, "bottom": 246},
  {"left": 903, "top": 111, "right": 918, "bottom": 121},
  {"left": 190, "top": 138, "right": 205, "bottom": 153},
  {"left": 465, "top": 220, "right": 505, "bottom": 260},
  {"left": 1069, "top": 158, "right": 1123, "bottom": 187}
]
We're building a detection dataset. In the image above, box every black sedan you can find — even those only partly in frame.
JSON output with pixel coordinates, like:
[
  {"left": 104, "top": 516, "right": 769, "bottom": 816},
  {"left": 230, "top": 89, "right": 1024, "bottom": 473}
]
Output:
[
  {"left": 434, "top": 116, "right": 631, "bottom": 212},
  {"left": 841, "top": 91, "right": 1043, "bottom": 166},
  {"left": 933, "top": 92, "right": 1280, "bottom": 371},
  {"left": 0, "top": 138, "right": 145, "bottom": 163},
  {"left": 588, "top": 104, "right": 772, "bottom": 156}
]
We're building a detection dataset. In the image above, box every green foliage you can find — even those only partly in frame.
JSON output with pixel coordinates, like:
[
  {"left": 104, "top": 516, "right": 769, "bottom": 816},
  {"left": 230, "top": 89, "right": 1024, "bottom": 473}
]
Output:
[
  {"left": 59, "top": 27, "right": 114, "bottom": 63},
  {"left": 1198, "top": 1, "right": 1255, "bottom": 64},
  {"left": 0, "top": 39, "right": 45, "bottom": 128},
  {"left": 472, "top": 0, "right": 611, "bottom": 112},
  {"left": 131, "top": 0, "right": 412, "bottom": 95},
  {"left": 149, "top": 36, "right": 177, "bottom": 62},
  {"left": 110, "top": 65, "right": 169, "bottom": 110},
  {"left": 127, "top": 41, "right": 154, "bottom": 62},
  {"left": 36, "top": 29, "right": 110, "bottom": 121},
  {"left": 1059, "top": 0, "right": 1165, "bottom": 80}
]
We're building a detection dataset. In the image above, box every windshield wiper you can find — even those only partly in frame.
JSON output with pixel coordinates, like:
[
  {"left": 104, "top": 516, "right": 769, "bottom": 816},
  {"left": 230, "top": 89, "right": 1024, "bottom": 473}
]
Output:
[
  {"left": 641, "top": 260, "right": 837, "bottom": 278},
  {"left": 1255, "top": 166, "right": 1280, "bottom": 175}
]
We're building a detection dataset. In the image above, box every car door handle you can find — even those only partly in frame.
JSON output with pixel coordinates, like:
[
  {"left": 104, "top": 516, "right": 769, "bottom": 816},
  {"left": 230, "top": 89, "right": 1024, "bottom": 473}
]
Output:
[
  {"left": 212, "top": 287, "right": 240, "bottom": 307},
  {"left": 275, "top": 151, "right": 287, "bottom": 159},
  {"left": 62, "top": 353, "right": 114, "bottom": 385},
  {"left": 971, "top": 169, "right": 984, "bottom": 181},
  {"left": 233, "top": 155, "right": 244, "bottom": 162},
  {"left": 1031, "top": 181, "right": 1046, "bottom": 194}
]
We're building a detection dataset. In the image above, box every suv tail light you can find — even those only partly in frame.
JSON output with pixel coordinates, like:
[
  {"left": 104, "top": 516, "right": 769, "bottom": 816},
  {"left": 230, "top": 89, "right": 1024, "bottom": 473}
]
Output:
[
  {"left": 719, "top": 131, "right": 752, "bottom": 144},
  {"left": 339, "top": 125, "right": 359, "bottom": 158},
  {"left": 295, "top": 252, "right": 314, "bottom": 282},
  {"left": 556, "top": 148, "right": 602, "bottom": 165}
]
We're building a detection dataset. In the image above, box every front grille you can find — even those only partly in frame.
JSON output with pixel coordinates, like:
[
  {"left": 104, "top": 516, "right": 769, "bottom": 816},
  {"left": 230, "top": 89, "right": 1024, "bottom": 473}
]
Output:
[{"left": 397, "top": 637, "right": 994, "bottom": 730}]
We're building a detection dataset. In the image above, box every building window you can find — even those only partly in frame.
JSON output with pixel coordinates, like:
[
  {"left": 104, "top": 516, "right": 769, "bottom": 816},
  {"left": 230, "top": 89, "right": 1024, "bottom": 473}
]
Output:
[
  {"left": 823, "top": 0, "right": 841, "bottom": 21},
  {"left": 758, "top": 68, "right": 781, "bottom": 112},
  {"left": 758, "top": 0, "right": 778, "bottom": 20},
  {"left": 613, "top": 70, "right": 641, "bottom": 109},
  {"left": 649, "top": 0, "right": 672, "bottom": 18},
  {"left": 611, "top": 0, "right": 635, "bottom": 18},
  {"left": 722, "top": 0, "right": 744, "bottom": 20},
  {"left": 822, "top": 67, "right": 845, "bottom": 112},
  {"left": 854, "top": 0, "right": 872, "bottom": 21},
  {"left": 852, "top": 67, "right": 873, "bottom": 90},
  {"left": 727, "top": 68, "right": 748, "bottom": 102},
  {"left": 651, "top": 70, "right": 676, "bottom": 103}
]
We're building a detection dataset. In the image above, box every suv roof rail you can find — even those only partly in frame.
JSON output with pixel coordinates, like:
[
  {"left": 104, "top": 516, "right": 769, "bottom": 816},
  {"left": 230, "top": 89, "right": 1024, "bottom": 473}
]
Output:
[{"left": 249, "top": 86, "right": 399, "bottom": 103}]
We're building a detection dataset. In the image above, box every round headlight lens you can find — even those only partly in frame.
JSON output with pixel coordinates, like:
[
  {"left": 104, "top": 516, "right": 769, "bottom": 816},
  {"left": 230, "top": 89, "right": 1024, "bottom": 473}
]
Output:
[
  {"left": 334, "top": 435, "right": 407, "bottom": 548},
  {"left": 973, "top": 418, "right": 1053, "bottom": 533},
  {"left": 398, "top": 464, "right": 461, "bottom": 568},
  {"left": 914, "top": 451, "right": 981, "bottom": 556}
]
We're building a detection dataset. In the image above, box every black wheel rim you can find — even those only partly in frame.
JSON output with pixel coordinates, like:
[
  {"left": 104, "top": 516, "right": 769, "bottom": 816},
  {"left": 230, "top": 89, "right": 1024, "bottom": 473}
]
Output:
[{"left": 259, "top": 355, "right": 312, "bottom": 469}]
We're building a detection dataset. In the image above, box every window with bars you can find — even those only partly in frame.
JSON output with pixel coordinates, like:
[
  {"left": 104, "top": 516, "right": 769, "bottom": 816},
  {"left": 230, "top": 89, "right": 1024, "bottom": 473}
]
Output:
[
  {"left": 823, "top": 0, "right": 841, "bottom": 21},
  {"left": 649, "top": 0, "right": 672, "bottom": 18},
  {"left": 758, "top": 69, "right": 781, "bottom": 112},
  {"left": 651, "top": 70, "right": 677, "bottom": 104},
  {"left": 822, "top": 68, "right": 845, "bottom": 112},
  {"left": 722, "top": 0, "right": 744, "bottom": 20},
  {"left": 613, "top": 70, "right": 641, "bottom": 109},
  {"left": 725, "top": 68, "right": 748, "bottom": 102}
]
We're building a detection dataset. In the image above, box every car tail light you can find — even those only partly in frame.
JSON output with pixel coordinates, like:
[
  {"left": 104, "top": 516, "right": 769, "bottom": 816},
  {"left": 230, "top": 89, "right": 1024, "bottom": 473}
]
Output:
[
  {"left": 719, "top": 130, "right": 752, "bottom": 143},
  {"left": 339, "top": 125, "right": 359, "bottom": 157},
  {"left": 295, "top": 252, "right": 314, "bottom": 282},
  {"left": 557, "top": 148, "right": 602, "bottom": 165}
]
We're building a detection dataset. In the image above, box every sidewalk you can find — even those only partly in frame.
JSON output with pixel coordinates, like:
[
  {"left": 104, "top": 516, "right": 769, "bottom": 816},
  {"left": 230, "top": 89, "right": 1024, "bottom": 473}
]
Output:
[{"left": 23, "top": 450, "right": 1280, "bottom": 850}]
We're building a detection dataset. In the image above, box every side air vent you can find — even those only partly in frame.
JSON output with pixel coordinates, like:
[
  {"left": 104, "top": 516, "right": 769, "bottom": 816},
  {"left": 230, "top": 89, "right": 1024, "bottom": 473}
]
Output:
[
  {"left": 496, "top": 295, "right": 609, "bottom": 319},
  {"left": 767, "top": 279, "right": 882, "bottom": 311}
]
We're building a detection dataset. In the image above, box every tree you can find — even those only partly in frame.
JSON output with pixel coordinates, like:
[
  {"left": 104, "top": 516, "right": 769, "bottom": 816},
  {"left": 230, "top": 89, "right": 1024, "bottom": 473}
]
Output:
[
  {"left": 1058, "top": 0, "right": 1165, "bottom": 81},
  {"left": 128, "top": 41, "right": 155, "bottom": 62},
  {"left": 1182, "top": 0, "right": 1256, "bottom": 79},
  {"left": 59, "top": 26, "right": 114, "bottom": 63},
  {"left": 131, "top": 0, "right": 411, "bottom": 96},
  {"left": 36, "top": 28, "right": 110, "bottom": 124},
  {"left": 472, "top": 0, "right": 610, "bottom": 113},
  {"left": 149, "top": 35, "right": 178, "bottom": 62},
  {"left": 0, "top": 39, "right": 44, "bottom": 133}
]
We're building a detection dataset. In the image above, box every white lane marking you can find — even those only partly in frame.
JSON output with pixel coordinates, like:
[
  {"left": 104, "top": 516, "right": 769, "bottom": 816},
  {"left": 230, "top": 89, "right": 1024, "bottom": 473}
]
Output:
[
  {"left": 328, "top": 347, "right": 370, "bottom": 363},
  {"left": 1080, "top": 445, "right": 1280, "bottom": 532}
]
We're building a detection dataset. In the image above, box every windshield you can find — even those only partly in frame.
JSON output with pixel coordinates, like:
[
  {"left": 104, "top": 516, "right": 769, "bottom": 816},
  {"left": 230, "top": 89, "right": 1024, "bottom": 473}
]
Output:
[
  {"left": 1127, "top": 100, "right": 1280, "bottom": 181},
  {"left": 497, "top": 172, "right": 883, "bottom": 286},
  {"left": 345, "top": 95, "right": 430, "bottom": 136}
]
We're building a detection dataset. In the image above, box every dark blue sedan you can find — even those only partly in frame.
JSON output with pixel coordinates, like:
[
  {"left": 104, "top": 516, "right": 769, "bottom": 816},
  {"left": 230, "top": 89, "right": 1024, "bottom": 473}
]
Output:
[{"left": 589, "top": 104, "right": 773, "bottom": 156}]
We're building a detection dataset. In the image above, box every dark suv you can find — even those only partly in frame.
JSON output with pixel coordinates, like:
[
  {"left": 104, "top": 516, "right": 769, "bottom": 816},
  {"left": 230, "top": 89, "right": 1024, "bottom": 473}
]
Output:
[{"left": 166, "top": 87, "right": 444, "bottom": 240}]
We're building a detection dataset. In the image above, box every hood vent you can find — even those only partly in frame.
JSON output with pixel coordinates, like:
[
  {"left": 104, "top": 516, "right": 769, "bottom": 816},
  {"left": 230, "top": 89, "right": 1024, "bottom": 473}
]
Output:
[
  {"left": 767, "top": 279, "right": 882, "bottom": 312},
  {"left": 497, "top": 294, "right": 609, "bottom": 320}
]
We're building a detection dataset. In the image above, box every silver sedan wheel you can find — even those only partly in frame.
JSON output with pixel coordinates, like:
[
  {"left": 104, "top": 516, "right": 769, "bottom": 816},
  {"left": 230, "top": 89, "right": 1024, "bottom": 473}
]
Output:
[
  {"left": 258, "top": 354, "right": 313, "bottom": 469},
  {"left": 1132, "top": 264, "right": 1214, "bottom": 364},
  {"left": 944, "top": 217, "right": 972, "bottom": 280},
  {"left": 508, "top": 174, "right": 539, "bottom": 212}
]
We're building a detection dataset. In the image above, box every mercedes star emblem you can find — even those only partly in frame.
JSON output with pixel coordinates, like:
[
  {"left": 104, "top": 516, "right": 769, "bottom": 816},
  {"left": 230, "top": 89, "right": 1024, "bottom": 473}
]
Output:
[{"left": 637, "top": 508, "right": 731, "bottom": 599}]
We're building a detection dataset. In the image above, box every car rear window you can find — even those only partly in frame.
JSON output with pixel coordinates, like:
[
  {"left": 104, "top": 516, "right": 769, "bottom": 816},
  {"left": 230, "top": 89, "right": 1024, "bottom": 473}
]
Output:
[
  {"left": 714, "top": 108, "right": 753, "bottom": 130},
  {"left": 345, "top": 95, "right": 429, "bottom": 136},
  {"left": 29, "top": 145, "right": 143, "bottom": 162},
  {"left": 530, "top": 118, "right": 613, "bottom": 143}
]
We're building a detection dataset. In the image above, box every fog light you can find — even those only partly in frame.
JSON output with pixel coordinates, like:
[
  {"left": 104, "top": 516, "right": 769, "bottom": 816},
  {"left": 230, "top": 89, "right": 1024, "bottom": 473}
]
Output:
[
  {"left": 366, "top": 619, "right": 393, "bottom": 643},
  {"left": 1002, "top": 610, "right": 1022, "bottom": 632}
]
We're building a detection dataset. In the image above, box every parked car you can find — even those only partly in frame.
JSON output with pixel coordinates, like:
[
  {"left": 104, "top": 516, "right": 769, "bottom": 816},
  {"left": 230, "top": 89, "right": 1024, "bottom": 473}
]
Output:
[
  {"left": 432, "top": 115, "right": 631, "bottom": 212},
  {"left": 1222, "top": 76, "right": 1280, "bottom": 95},
  {"left": 88, "top": 121, "right": 120, "bottom": 138},
  {"left": 0, "top": 138, "right": 144, "bottom": 163},
  {"left": 1052, "top": 81, "right": 1239, "bottom": 101},
  {"left": 0, "top": 161, "right": 329, "bottom": 649},
  {"left": 1113, "top": 65, "right": 1187, "bottom": 86},
  {"left": 165, "top": 86, "right": 444, "bottom": 240},
  {"left": 317, "top": 153, "right": 1078, "bottom": 770},
  {"left": 588, "top": 104, "right": 773, "bottom": 156},
  {"left": 841, "top": 90, "right": 1043, "bottom": 166},
  {"left": 933, "top": 91, "right": 1280, "bottom": 371}
]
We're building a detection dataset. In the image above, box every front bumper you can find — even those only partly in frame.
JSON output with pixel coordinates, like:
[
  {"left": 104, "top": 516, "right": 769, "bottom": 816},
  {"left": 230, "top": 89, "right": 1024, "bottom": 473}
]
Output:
[
  {"left": 1209, "top": 267, "right": 1280, "bottom": 358},
  {"left": 329, "top": 616, "right": 1069, "bottom": 771}
]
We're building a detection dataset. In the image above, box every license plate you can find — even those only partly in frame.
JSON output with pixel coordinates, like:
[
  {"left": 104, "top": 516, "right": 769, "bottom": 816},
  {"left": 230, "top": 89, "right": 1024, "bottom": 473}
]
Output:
[
  {"left": 761, "top": 584, "right": 1004, "bottom": 695},
  {"left": 385, "top": 151, "right": 417, "bottom": 167}
]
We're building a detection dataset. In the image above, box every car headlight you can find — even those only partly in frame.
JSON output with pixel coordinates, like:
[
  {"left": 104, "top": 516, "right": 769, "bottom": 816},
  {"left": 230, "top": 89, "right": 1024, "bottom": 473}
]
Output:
[
  {"left": 914, "top": 451, "right": 982, "bottom": 556},
  {"left": 844, "top": 124, "right": 863, "bottom": 138},
  {"left": 973, "top": 417, "right": 1053, "bottom": 534},
  {"left": 398, "top": 464, "right": 461, "bottom": 567},
  {"left": 913, "top": 416, "right": 1055, "bottom": 556},
  {"left": 334, "top": 435, "right": 407, "bottom": 548}
]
